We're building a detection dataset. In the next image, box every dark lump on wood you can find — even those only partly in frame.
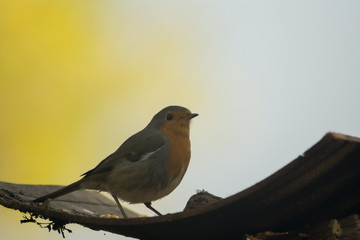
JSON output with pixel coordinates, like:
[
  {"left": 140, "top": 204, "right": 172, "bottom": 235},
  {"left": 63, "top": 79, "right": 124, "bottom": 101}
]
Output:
[{"left": 184, "top": 190, "right": 223, "bottom": 211}]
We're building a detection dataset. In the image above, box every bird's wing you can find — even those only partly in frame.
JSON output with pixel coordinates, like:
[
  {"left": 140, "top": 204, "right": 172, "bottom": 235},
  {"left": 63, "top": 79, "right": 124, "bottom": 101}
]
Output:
[{"left": 82, "top": 129, "right": 166, "bottom": 177}]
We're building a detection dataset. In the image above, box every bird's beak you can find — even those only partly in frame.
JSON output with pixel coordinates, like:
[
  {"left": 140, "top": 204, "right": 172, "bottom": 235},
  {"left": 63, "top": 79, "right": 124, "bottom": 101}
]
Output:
[{"left": 187, "top": 113, "right": 199, "bottom": 119}]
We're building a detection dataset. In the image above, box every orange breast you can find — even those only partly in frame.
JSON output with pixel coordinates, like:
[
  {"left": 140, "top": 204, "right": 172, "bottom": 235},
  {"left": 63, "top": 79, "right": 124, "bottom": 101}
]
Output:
[{"left": 160, "top": 124, "right": 191, "bottom": 180}]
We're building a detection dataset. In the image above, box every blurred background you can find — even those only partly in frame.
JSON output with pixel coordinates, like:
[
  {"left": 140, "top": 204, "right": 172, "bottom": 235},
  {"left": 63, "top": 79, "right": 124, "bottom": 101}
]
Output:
[{"left": 1, "top": 1, "right": 360, "bottom": 239}]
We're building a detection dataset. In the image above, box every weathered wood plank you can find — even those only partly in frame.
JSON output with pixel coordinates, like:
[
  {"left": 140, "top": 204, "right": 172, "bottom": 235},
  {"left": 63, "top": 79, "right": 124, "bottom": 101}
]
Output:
[{"left": 0, "top": 182, "right": 139, "bottom": 218}]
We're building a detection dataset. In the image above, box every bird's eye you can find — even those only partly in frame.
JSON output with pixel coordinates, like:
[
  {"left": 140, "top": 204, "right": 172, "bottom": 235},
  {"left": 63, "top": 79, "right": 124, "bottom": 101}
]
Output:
[{"left": 165, "top": 113, "right": 174, "bottom": 121}]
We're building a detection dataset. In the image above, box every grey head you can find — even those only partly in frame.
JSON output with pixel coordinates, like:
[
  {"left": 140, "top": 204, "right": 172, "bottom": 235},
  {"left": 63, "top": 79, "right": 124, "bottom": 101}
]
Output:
[{"left": 147, "top": 106, "right": 198, "bottom": 130}]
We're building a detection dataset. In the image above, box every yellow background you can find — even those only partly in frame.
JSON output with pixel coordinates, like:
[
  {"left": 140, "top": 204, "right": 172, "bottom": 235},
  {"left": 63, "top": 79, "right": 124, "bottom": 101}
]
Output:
[{"left": 0, "top": 2, "right": 204, "bottom": 239}]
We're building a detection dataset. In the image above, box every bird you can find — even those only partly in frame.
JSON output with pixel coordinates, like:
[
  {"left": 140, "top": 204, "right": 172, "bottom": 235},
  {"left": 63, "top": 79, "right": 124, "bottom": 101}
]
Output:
[{"left": 33, "top": 105, "right": 198, "bottom": 218}]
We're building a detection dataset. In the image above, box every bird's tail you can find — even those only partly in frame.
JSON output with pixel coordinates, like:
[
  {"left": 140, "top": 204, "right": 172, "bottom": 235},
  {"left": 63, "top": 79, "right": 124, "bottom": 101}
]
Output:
[{"left": 33, "top": 180, "right": 83, "bottom": 202}]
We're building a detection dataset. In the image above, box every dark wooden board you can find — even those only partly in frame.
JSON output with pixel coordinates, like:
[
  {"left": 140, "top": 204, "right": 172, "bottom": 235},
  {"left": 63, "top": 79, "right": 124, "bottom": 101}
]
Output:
[{"left": 1, "top": 132, "right": 360, "bottom": 239}]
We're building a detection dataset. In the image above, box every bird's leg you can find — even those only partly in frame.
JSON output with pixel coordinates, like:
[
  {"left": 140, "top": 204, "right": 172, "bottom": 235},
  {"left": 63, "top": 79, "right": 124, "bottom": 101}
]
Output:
[
  {"left": 111, "top": 193, "right": 128, "bottom": 219},
  {"left": 144, "top": 202, "right": 162, "bottom": 216}
]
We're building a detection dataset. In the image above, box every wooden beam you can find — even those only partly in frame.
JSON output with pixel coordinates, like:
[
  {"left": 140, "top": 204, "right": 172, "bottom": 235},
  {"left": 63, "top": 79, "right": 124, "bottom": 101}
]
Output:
[{"left": 1, "top": 132, "right": 360, "bottom": 239}]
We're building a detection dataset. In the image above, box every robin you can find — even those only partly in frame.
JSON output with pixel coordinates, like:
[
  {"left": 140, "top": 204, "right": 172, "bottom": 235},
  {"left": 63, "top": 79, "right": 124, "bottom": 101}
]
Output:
[{"left": 33, "top": 106, "right": 198, "bottom": 218}]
